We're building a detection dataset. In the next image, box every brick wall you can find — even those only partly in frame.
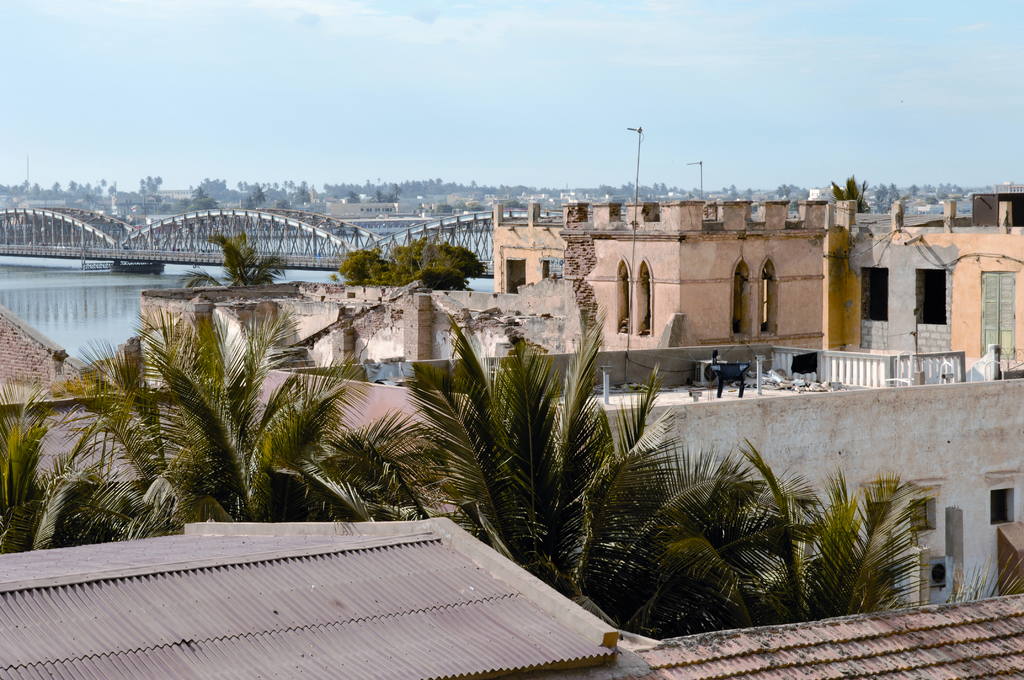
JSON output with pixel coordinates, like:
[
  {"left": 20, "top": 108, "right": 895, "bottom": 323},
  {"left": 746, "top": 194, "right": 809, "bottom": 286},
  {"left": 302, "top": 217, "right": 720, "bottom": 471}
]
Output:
[
  {"left": 563, "top": 234, "right": 598, "bottom": 324},
  {"left": 0, "top": 304, "right": 79, "bottom": 387}
]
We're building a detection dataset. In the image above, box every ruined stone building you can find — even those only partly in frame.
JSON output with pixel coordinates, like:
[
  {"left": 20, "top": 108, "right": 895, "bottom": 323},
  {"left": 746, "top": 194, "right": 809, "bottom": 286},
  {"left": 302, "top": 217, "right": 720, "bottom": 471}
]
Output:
[
  {"left": 492, "top": 204, "right": 565, "bottom": 294},
  {"left": 496, "top": 200, "right": 830, "bottom": 351},
  {"left": 140, "top": 280, "right": 581, "bottom": 365}
]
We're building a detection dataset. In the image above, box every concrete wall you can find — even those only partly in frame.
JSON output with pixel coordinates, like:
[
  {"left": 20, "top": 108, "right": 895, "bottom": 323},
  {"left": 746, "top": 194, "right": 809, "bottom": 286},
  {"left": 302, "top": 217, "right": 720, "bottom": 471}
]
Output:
[
  {"left": 851, "top": 223, "right": 1024, "bottom": 361},
  {"left": 652, "top": 379, "right": 1024, "bottom": 584},
  {"left": 0, "top": 303, "right": 80, "bottom": 388}
]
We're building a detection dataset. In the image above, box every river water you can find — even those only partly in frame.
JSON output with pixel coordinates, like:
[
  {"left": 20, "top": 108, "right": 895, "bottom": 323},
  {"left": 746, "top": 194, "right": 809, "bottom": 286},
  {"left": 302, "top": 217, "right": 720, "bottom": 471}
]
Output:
[{"left": 0, "top": 257, "right": 491, "bottom": 359}]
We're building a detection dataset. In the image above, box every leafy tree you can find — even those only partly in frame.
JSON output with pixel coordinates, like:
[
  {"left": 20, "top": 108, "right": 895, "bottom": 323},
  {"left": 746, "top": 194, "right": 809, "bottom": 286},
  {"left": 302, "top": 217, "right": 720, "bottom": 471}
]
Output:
[
  {"left": 244, "top": 185, "right": 266, "bottom": 209},
  {"left": 337, "top": 248, "right": 390, "bottom": 286},
  {"left": 186, "top": 186, "right": 218, "bottom": 211},
  {"left": 831, "top": 175, "right": 870, "bottom": 213},
  {"left": 337, "top": 238, "right": 484, "bottom": 290},
  {"left": 183, "top": 233, "right": 286, "bottom": 287}
]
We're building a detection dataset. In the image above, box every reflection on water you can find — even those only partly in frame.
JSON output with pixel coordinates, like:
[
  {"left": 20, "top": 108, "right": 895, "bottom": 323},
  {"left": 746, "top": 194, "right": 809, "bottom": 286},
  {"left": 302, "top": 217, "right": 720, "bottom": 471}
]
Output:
[
  {"left": 0, "top": 257, "right": 493, "bottom": 360},
  {"left": 0, "top": 258, "right": 334, "bottom": 359}
]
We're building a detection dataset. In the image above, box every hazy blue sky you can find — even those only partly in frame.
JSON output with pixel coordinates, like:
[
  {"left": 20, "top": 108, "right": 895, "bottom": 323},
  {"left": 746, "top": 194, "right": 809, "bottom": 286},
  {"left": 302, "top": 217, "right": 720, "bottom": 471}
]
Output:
[{"left": 2, "top": 1, "right": 1021, "bottom": 190}]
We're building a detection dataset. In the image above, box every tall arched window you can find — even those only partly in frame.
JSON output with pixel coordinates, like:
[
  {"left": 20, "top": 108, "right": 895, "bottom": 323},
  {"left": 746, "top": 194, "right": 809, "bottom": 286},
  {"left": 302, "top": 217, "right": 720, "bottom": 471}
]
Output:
[
  {"left": 617, "top": 261, "right": 631, "bottom": 334},
  {"left": 636, "top": 262, "right": 652, "bottom": 335},
  {"left": 732, "top": 260, "right": 750, "bottom": 335},
  {"left": 760, "top": 259, "right": 777, "bottom": 334}
]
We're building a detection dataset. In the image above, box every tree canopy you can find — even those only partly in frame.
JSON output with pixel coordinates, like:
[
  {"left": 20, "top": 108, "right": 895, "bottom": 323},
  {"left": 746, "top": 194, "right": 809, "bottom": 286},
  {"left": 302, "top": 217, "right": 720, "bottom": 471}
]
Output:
[{"left": 338, "top": 238, "right": 484, "bottom": 290}]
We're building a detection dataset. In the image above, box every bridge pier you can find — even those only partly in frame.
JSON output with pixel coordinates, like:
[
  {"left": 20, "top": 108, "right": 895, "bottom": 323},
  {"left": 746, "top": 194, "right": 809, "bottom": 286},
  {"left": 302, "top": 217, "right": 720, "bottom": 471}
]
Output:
[{"left": 110, "top": 260, "right": 164, "bottom": 274}]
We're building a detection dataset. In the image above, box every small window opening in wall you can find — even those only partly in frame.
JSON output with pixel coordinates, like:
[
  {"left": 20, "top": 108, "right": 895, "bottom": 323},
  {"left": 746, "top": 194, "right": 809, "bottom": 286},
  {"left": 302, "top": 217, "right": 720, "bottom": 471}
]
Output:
[
  {"left": 637, "top": 262, "right": 652, "bottom": 336},
  {"left": 991, "top": 488, "right": 1014, "bottom": 524},
  {"left": 862, "top": 267, "right": 889, "bottom": 322},
  {"left": 732, "top": 260, "right": 750, "bottom": 335},
  {"left": 760, "top": 260, "right": 776, "bottom": 334},
  {"left": 617, "top": 261, "right": 631, "bottom": 333},
  {"left": 913, "top": 497, "right": 937, "bottom": 531},
  {"left": 917, "top": 269, "right": 947, "bottom": 325}
]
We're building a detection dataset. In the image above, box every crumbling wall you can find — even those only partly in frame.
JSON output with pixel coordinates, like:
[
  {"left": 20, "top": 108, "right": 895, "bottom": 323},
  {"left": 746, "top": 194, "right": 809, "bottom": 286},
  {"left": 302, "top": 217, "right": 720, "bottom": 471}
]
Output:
[
  {"left": 563, "top": 233, "right": 599, "bottom": 324},
  {"left": 0, "top": 304, "right": 80, "bottom": 387}
]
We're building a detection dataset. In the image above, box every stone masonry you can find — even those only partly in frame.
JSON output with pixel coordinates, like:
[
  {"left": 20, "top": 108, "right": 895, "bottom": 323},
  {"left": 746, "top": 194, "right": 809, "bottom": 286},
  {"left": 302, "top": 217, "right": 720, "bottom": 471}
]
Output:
[{"left": 0, "top": 303, "right": 81, "bottom": 388}]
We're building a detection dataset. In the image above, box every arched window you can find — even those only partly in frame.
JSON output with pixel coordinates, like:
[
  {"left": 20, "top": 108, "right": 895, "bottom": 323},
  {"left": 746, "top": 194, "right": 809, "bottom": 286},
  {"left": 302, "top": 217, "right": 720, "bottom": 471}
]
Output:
[
  {"left": 636, "top": 262, "right": 652, "bottom": 335},
  {"left": 617, "top": 261, "right": 631, "bottom": 334},
  {"left": 732, "top": 260, "right": 750, "bottom": 335},
  {"left": 760, "top": 260, "right": 777, "bottom": 334}
]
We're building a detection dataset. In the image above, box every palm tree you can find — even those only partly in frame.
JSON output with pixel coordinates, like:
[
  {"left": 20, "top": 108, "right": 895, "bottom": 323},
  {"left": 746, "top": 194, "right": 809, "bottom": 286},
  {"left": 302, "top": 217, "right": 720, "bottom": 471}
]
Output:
[
  {"left": 408, "top": 327, "right": 928, "bottom": 638},
  {"left": 831, "top": 175, "right": 870, "bottom": 213},
  {"left": 183, "top": 233, "right": 286, "bottom": 287},
  {"left": 408, "top": 320, "right": 682, "bottom": 616},
  {"left": 0, "top": 385, "right": 100, "bottom": 553},
  {"left": 74, "top": 312, "right": 432, "bottom": 529},
  {"left": 652, "top": 446, "right": 925, "bottom": 635}
]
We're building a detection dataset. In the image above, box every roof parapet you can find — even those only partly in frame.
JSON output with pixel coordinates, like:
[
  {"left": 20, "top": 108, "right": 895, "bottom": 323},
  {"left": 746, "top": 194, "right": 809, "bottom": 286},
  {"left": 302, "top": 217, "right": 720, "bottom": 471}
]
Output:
[
  {"left": 763, "top": 200, "right": 789, "bottom": 231},
  {"left": 626, "top": 202, "right": 660, "bottom": 229},
  {"left": 661, "top": 201, "right": 704, "bottom": 231},
  {"left": 592, "top": 202, "right": 623, "bottom": 230},
  {"left": 721, "top": 201, "right": 752, "bottom": 231},
  {"left": 798, "top": 200, "right": 830, "bottom": 230}
]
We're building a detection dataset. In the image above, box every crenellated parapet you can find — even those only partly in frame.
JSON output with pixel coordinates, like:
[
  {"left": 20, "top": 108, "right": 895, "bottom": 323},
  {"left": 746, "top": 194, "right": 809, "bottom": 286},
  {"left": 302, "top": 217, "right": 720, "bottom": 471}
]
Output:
[{"left": 562, "top": 199, "right": 831, "bottom": 233}]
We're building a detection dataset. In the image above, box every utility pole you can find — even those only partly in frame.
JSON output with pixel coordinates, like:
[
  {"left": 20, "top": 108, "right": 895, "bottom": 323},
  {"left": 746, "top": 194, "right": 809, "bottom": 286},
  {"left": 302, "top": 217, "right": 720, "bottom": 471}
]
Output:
[
  {"left": 687, "top": 160, "right": 703, "bottom": 199},
  {"left": 626, "top": 127, "right": 643, "bottom": 354}
]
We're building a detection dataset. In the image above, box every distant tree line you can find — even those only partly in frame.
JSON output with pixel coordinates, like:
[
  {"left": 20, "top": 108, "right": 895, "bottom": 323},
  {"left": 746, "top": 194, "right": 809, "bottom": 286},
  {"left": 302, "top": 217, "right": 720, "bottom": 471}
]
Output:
[{"left": 0, "top": 176, "right": 985, "bottom": 217}]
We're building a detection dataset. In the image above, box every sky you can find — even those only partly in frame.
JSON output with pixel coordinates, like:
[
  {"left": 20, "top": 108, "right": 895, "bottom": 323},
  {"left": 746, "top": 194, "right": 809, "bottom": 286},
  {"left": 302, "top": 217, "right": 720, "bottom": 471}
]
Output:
[{"left": 1, "top": 0, "right": 1022, "bottom": 191}]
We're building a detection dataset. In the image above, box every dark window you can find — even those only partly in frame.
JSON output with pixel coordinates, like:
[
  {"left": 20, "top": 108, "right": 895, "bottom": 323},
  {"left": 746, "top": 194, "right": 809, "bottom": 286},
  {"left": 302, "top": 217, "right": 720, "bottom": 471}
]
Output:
[
  {"left": 913, "top": 497, "right": 937, "bottom": 531},
  {"left": 991, "top": 488, "right": 1014, "bottom": 524},
  {"left": 505, "top": 259, "right": 526, "bottom": 294},
  {"left": 917, "top": 269, "right": 947, "bottom": 325},
  {"left": 862, "top": 267, "right": 889, "bottom": 321}
]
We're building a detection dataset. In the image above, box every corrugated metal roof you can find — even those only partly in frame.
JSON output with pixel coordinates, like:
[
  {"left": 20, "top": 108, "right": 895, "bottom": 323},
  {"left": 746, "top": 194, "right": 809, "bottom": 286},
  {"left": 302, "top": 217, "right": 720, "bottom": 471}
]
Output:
[
  {"left": 0, "top": 531, "right": 613, "bottom": 679},
  {"left": 631, "top": 594, "right": 1024, "bottom": 679}
]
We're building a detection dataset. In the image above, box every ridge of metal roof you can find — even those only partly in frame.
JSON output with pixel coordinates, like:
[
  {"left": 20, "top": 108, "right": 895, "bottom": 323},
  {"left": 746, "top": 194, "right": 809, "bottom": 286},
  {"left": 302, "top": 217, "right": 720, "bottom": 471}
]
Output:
[{"left": 0, "top": 531, "right": 438, "bottom": 594}]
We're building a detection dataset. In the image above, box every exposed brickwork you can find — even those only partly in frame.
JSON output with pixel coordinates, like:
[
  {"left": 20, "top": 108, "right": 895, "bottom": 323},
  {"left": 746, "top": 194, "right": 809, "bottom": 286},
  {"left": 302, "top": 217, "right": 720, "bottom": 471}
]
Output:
[
  {"left": 0, "top": 304, "right": 79, "bottom": 387},
  {"left": 562, "top": 233, "right": 598, "bottom": 324}
]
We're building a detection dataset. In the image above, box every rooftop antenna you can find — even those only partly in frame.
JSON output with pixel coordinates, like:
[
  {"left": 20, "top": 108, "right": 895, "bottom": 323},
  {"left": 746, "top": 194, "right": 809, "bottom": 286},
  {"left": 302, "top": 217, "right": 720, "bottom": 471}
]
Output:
[
  {"left": 626, "top": 126, "right": 643, "bottom": 355},
  {"left": 687, "top": 160, "right": 703, "bottom": 199},
  {"left": 25, "top": 155, "right": 29, "bottom": 185}
]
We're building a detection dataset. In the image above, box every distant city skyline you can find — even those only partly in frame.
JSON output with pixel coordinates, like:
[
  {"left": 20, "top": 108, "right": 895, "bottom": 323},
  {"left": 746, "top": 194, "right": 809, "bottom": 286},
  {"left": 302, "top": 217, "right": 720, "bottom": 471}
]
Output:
[{"left": 2, "top": 1, "right": 1022, "bottom": 189}]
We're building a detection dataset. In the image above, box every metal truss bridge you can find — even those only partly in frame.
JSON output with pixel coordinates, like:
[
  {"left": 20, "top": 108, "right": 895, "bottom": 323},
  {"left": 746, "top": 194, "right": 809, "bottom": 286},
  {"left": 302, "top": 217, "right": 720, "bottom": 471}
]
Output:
[{"left": 0, "top": 207, "right": 560, "bottom": 272}]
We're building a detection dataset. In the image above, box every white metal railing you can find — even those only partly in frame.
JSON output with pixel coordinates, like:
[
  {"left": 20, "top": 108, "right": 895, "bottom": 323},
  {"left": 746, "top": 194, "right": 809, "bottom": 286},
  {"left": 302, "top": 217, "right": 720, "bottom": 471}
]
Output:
[{"left": 770, "top": 347, "right": 966, "bottom": 388}]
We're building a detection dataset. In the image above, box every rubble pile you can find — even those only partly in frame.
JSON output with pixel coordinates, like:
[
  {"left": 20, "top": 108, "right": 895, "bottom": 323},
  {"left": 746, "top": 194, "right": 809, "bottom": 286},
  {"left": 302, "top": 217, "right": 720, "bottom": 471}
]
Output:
[{"left": 756, "top": 368, "right": 843, "bottom": 393}]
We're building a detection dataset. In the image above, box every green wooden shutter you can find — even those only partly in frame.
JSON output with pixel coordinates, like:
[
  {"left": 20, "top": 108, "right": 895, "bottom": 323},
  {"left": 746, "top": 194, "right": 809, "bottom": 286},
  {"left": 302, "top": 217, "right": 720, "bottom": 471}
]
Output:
[{"left": 982, "top": 272, "right": 1015, "bottom": 355}]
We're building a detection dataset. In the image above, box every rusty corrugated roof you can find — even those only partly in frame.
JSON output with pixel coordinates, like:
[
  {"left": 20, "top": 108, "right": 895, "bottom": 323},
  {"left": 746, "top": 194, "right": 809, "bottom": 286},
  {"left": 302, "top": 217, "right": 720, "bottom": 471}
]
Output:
[
  {"left": 632, "top": 594, "right": 1024, "bottom": 679},
  {"left": 0, "top": 528, "right": 614, "bottom": 679}
]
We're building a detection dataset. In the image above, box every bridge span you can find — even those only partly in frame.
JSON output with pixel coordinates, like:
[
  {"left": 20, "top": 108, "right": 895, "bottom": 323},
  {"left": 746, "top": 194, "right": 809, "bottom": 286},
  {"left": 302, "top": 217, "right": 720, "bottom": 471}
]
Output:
[{"left": 0, "top": 207, "right": 560, "bottom": 272}]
